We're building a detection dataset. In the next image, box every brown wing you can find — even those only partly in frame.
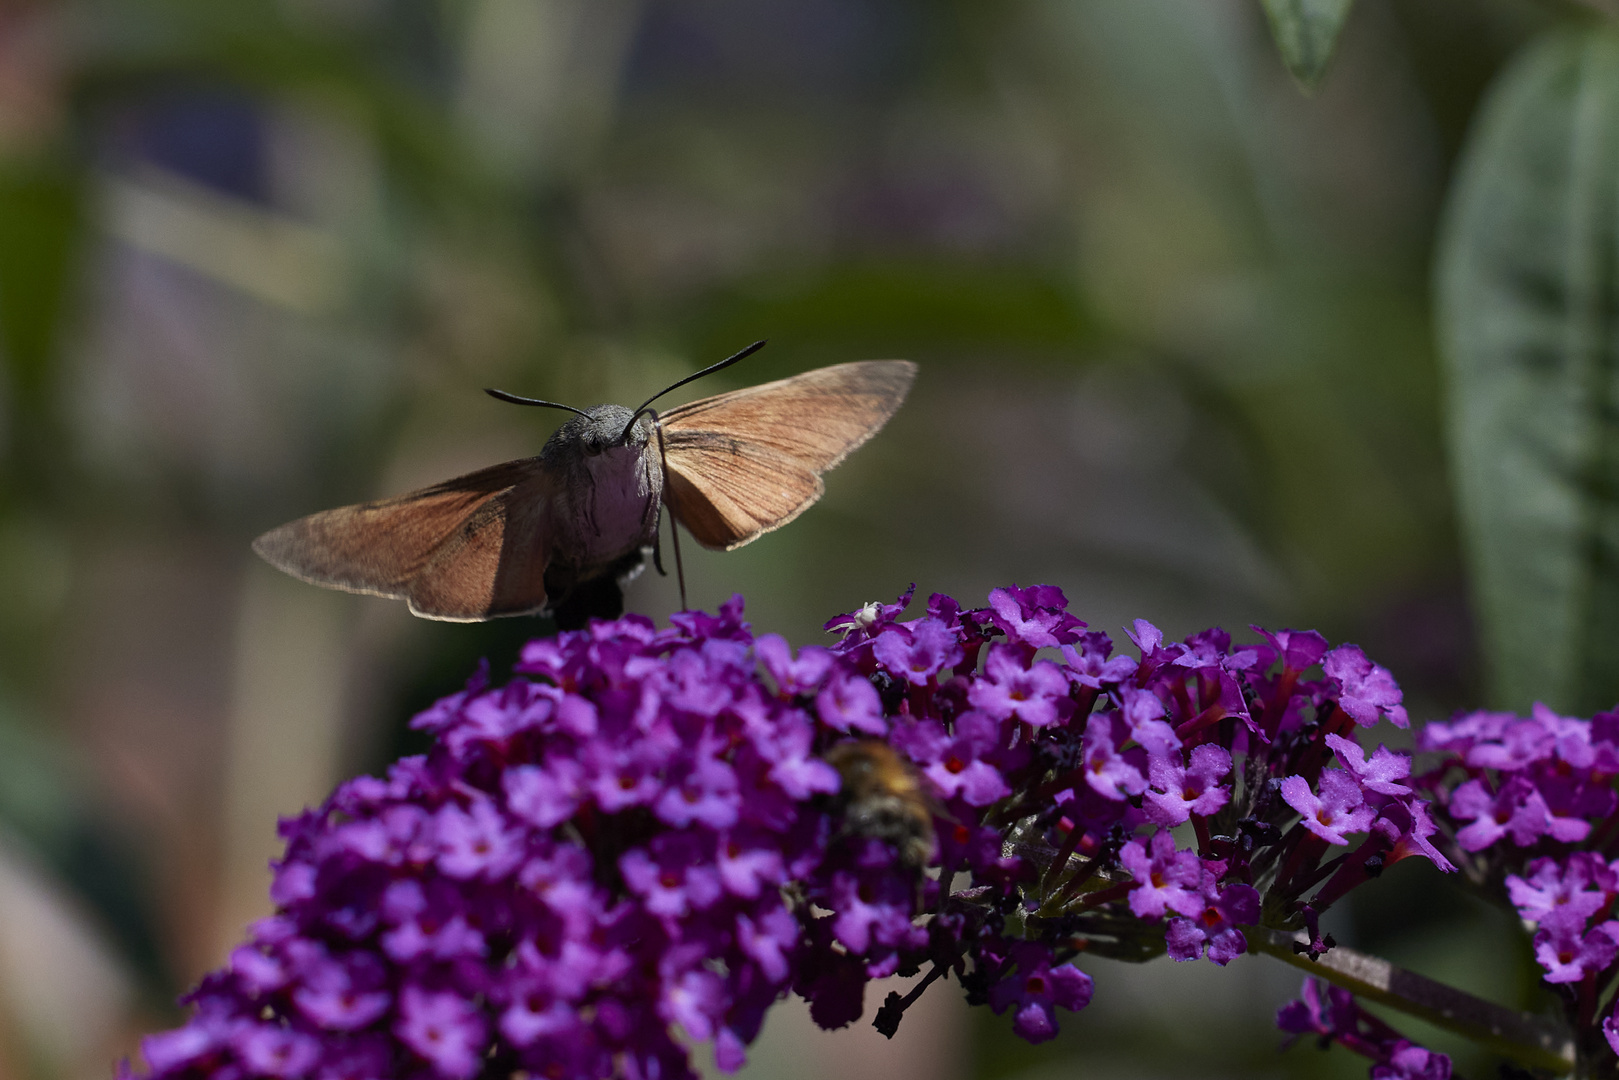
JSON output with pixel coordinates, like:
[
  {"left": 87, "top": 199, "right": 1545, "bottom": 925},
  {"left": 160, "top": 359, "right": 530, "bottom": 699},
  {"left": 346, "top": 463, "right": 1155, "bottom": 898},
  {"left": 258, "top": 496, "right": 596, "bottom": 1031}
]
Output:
[
  {"left": 658, "top": 360, "right": 915, "bottom": 550},
  {"left": 251, "top": 458, "right": 559, "bottom": 621}
]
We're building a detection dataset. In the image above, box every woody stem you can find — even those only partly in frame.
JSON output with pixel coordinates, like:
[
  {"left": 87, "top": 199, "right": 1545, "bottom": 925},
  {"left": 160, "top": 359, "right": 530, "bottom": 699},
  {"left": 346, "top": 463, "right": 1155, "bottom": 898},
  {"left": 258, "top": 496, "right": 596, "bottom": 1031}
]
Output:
[{"left": 1246, "top": 928, "right": 1575, "bottom": 1075}]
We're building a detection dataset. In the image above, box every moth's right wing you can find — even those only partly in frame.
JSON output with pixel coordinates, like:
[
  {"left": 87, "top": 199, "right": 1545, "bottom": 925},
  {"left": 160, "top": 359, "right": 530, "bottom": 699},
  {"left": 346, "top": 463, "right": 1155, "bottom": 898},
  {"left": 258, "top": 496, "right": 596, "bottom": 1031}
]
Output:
[
  {"left": 251, "top": 458, "right": 558, "bottom": 621},
  {"left": 657, "top": 360, "right": 915, "bottom": 550}
]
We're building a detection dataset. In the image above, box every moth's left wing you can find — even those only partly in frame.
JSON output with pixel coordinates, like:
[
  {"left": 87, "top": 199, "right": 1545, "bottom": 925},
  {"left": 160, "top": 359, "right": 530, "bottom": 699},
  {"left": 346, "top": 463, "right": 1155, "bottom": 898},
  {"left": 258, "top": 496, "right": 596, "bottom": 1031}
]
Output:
[
  {"left": 658, "top": 360, "right": 915, "bottom": 550},
  {"left": 251, "top": 458, "right": 558, "bottom": 621}
]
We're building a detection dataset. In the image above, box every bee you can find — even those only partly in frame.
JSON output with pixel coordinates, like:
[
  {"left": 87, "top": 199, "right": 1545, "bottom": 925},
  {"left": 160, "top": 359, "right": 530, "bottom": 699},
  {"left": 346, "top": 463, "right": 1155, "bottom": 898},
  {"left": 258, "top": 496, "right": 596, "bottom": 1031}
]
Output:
[{"left": 824, "top": 740, "right": 936, "bottom": 873}]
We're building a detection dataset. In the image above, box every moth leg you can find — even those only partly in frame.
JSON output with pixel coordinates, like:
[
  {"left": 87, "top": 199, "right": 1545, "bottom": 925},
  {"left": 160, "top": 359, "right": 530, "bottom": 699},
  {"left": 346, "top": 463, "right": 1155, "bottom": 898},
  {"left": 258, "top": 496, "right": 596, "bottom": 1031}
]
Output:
[
  {"left": 652, "top": 528, "right": 667, "bottom": 576},
  {"left": 653, "top": 418, "right": 688, "bottom": 611}
]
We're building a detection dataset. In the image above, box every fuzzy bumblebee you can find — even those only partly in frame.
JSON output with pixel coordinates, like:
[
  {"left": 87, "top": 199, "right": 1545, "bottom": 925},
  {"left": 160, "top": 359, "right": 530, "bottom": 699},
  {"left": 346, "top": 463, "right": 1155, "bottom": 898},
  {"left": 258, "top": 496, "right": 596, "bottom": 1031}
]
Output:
[{"left": 824, "top": 740, "right": 937, "bottom": 872}]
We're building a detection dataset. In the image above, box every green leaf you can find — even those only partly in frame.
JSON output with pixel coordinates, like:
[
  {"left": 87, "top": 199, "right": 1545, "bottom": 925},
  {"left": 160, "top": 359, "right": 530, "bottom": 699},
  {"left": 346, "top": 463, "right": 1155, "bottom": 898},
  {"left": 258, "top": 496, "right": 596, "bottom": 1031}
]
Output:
[
  {"left": 1259, "top": 0, "right": 1355, "bottom": 90},
  {"left": 1437, "top": 28, "right": 1619, "bottom": 715}
]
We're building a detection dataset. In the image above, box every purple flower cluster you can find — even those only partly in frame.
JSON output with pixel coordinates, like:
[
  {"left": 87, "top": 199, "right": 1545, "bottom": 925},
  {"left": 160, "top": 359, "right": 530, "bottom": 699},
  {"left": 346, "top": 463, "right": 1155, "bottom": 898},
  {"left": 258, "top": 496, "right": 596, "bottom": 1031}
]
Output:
[
  {"left": 1278, "top": 979, "right": 1452, "bottom": 1080},
  {"left": 135, "top": 601, "right": 863, "bottom": 1080},
  {"left": 1416, "top": 705, "right": 1619, "bottom": 1046},
  {"left": 123, "top": 585, "right": 1453, "bottom": 1080},
  {"left": 861, "top": 591, "right": 1448, "bottom": 970}
]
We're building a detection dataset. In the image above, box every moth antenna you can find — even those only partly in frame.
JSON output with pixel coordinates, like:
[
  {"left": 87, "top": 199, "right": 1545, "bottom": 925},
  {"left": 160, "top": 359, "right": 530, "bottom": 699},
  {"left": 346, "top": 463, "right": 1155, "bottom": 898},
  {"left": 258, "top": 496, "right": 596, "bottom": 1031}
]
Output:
[
  {"left": 654, "top": 414, "right": 688, "bottom": 612},
  {"left": 484, "top": 388, "right": 594, "bottom": 419},
  {"left": 617, "top": 339, "right": 767, "bottom": 443}
]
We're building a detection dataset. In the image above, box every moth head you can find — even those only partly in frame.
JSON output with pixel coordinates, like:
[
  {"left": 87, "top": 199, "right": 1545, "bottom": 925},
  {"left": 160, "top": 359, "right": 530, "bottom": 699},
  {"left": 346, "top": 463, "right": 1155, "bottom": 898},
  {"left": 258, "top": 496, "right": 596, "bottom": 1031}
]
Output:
[{"left": 560, "top": 405, "right": 643, "bottom": 457}]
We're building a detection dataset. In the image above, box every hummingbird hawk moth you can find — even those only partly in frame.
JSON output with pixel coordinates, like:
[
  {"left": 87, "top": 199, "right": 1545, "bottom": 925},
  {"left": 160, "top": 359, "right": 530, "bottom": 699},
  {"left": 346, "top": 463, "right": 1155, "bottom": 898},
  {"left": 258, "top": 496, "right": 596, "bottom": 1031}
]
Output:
[{"left": 252, "top": 343, "right": 916, "bottom": 629}]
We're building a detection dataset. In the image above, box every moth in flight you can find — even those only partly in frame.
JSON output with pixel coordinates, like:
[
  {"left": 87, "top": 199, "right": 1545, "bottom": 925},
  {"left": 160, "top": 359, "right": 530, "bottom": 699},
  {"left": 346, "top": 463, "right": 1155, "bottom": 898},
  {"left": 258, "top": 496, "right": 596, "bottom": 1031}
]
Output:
[{"left": 253, "top": 343, "right": 916, "bottom": 628}]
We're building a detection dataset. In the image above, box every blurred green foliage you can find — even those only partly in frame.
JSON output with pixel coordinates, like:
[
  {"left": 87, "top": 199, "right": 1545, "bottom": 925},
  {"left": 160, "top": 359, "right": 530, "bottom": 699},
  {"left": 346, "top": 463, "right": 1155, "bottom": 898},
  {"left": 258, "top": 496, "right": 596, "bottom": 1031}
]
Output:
[
  {"left": 1439, "top": 23, "right": 1619, "bottom": 718},
  {"left": 0, "top": 704, "right": 170, "bottom": 998}
]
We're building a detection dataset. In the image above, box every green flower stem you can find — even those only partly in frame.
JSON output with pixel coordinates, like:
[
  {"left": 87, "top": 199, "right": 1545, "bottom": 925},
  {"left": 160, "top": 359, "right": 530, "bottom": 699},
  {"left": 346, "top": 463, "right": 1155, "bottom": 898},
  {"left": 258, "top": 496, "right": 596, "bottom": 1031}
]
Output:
[{"left": 1247, "top": 928, "right": 1575, "bottom": 1074}]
